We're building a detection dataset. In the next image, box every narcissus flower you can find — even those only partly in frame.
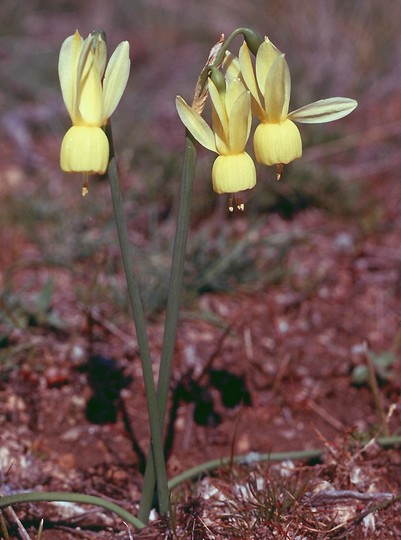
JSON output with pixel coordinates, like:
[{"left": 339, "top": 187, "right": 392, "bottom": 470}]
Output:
[
  {"left": 176, "top": 77, "right": 256, "bottom": 204},
  {"left": 237, "top": 38, "right": 357, "bottom": 172},
  {"left": 58, "top": 30, "right": 130, "bottom": 194}
]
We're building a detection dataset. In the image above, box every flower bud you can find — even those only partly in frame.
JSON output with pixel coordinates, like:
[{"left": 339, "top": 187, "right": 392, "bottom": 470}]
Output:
[{"left": 209, "top": 67, "right": 226, "bottom": 96}]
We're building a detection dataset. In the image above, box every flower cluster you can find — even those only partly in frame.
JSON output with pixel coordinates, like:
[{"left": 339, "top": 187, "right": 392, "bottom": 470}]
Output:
[
  {"left": 176, "top": 37, "right": 357, "bottom": 204},
  {"left": 58, "top": 30, "right": 130, "bottom": 195}
]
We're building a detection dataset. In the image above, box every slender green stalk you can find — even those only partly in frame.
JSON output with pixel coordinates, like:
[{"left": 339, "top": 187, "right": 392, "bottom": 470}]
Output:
[
  {"left": 167, "top": 434, "right": 401, "bottom": 490},
  {"left": 158, "top": 133, "right": 197, "bottom": 421},
  {"left": 0, "top": 492, "right": 145, "bottom": 530},
  {"left": 198, "top": 27, "right": 262, "bottom": 90},
  {"left": 155, "top": 26, "right": 261, "bottom": 432},
  {"left": 138, "top": 131, "right": 197, "bottom": 522},
  {"left": 138, "top": 28, "right": 263, "bottom": 522},
  {"left": 375, "top": 435, "right": 401, "bottom": 448},
  {"left": 168, "top": 449, "right": 323, "bottom": 490},
  {"left": 106, "top": 124, "right": 169, "bottom": 516}
]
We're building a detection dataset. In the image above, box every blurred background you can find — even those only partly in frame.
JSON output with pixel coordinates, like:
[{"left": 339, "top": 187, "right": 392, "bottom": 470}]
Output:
[
  {"left": 2, "top": 5, "right": 401, "bottom": 527},
  {"left": 1, "top": 0, "right": 401, "bottom": 317}
]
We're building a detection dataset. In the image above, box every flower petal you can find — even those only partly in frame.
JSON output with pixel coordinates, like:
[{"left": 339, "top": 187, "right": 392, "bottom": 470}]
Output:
[
  {"left": 208, "top": 80, "right": 228, "bottom": 131},
  {"left": 255, "top": 38, "right": 282, "bottom": 97},
  {"left": 209, "top": 80, "right": 229, "bottom": 154},
  {"left": 176, "top": 96, "right": 217, "bottom": 152},
  {"left": 264, "top": 54, "right": 291, "bottom": 123},
  {"left": 228, "top": 90, "right": 252, "bottom": 153},
  {"left": 76, "top": 33, "right": 97, "bottom": 88},
  {"left": 238, "top": 41, "right": 265, "bottom": 119},
  {"left": 288, "top": 97, "right": 358, "bottom": 124},
  {"left": 102, "top": 41, "right": 131, "bottom": 121},
  {"left": 77, "top": 51, "right": 104, "bottom": 126},
  {"left": 58, "top": 31, "right": 83, "bottom": 121},
  {"left": 225, "top": 78, "right": 246, "bottom": 116},
  {"left": 91, "top": 31, "right": 107, "bottom": 78},
  {"left": 222, "top": 51, "right": 241, "bottom": 81}
]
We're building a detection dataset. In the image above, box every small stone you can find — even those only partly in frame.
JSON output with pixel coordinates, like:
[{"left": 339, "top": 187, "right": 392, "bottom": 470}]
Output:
[{"left": 57, "top": 453, "right": 76, "bottom": 469}]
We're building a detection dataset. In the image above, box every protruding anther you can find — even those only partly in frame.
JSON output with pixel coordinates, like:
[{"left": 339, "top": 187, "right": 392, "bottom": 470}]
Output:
[
  {"left": 228, "top": 194, "right": 245, "bottom": 212},
  {"left": 276, "top": 163, "right": 284, "bottom": 181},
  {"left": 82, "top": 173, "right": 89, "bottom": 196}
]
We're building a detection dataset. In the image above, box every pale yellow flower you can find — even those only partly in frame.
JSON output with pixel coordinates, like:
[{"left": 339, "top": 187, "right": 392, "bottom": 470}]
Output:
[
  {"left": 58, "top": 30, "right": 130, "bottom": 194},
  {"left": 237, "top": 38, "right": 357, "bottom": 170},
  {"left": 176, "top": 78, "right": 256, "bottom": 201}
]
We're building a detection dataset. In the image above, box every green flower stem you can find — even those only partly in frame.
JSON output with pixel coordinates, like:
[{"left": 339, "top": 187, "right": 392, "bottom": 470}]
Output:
[
  {"left": 167, "top": 435, "right": 401, "bottom": 491},
  {"left": 138, "top": 131, "right": 197, "bottom": 522},
  {"left": 158, "top": 133, "right": 197, "bottom": 429},
  {"left": 139, "top": 28, "right": 263, "bottom": 522},
  {"left": 106, "top": 123, "right": 169, "bottom": 517},
  {"left": 0, "top": 492, "right": 145, "bottom": 530},
  {"left": 214, "top": 27, "right": 262, "bottom": 64},
  {"left": 138, "top": 29, "right": 261, "bottom": 521},
  {"left": 198, "top": 27, "right": 263, "bottom": 91}
]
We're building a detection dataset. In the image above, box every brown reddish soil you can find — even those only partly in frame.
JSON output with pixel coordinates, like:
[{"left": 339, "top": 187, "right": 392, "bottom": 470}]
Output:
[{"left": 1, "top": 127, "right": 401, "bottom": 539}]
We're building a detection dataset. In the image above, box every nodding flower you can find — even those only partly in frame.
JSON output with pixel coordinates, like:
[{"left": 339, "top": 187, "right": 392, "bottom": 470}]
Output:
[
  {"left": 58, "top": 30, "right": 130, "bottom": 195},
  {"left": 176, "top": 77, "right": 256, "bottom": 203},
  {"left": 235, "top": 38, "right": 357, "bottom": 175}
]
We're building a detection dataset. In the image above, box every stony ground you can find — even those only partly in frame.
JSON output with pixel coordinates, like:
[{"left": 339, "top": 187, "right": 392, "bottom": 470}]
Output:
[
  {"left": 1, "top": 114, "right": 401, "bottom": 538},
  {"left": 2, "top": 1, "right": 401, "bottom": 538}
]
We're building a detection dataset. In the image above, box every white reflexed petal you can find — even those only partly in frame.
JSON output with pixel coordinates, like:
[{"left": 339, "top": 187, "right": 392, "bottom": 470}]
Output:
[
  {"left": 208, "top": 80, "right": 228, "bottom": 136},
  {"left": 211, "top": 107, "right": 229, "bottom": 154},
  {"left": 225, "top": 78, "right": 246, "bottom": 117},
  {"left": 77, "top": 63, "right": 104, "bottom": 126},
  {"left": 228, "top": 91, "right": 251, "bottom": 154},
  {"left": 222, "top": 51, "right": 241, "bottom": 81},
  {"left": 264, "top": 54, "right": 291, "bottom": 123},
  {"left": 75, "top": 34, "right": 104, "bottom": 126},
  {"left": 238, "top": 41, "right": 264, "bottom": 118},
  {"left": 58, "top": 31, "right": 83, "bottom": 120},
  {"left": 76, "top": 33, "right": 96, "bottom": 95},
  {"left": 176, "top": 96, "right": 217, "bottom": 152},
  {"left": 92, "top": 32, "right": 107, "bottom": 78},
  {"left": 102, "top": 41, "right": 131, "bottom": 121},
  {"left": 255, "top": 38, "right": 281, "bottom": 96},
  {"left": 209, "top": 80, "right": 229, "bottom": 153},
  {"left": 288, "top": 97, "right": 358, "bottom": 124}
]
